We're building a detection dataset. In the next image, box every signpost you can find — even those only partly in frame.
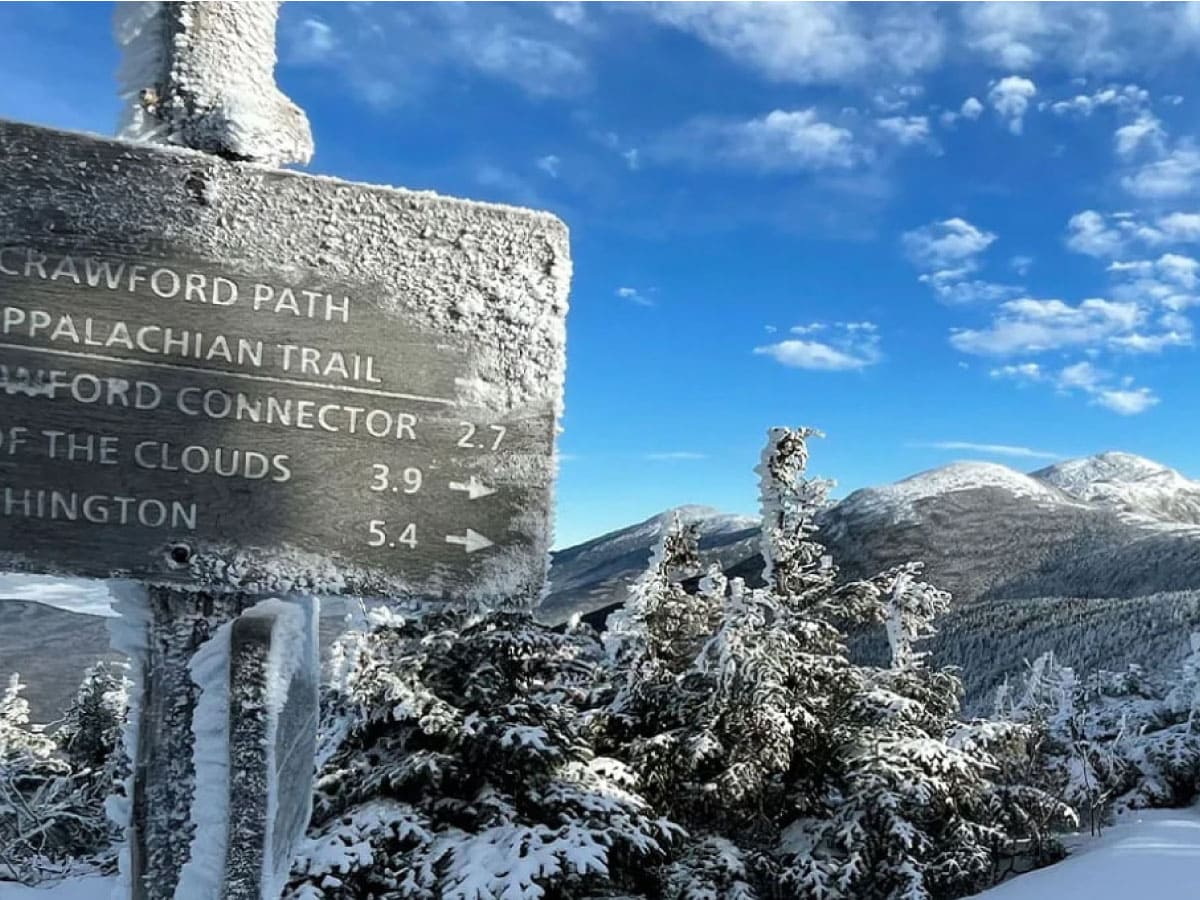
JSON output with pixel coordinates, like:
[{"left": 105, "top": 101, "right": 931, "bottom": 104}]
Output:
[
  {"left": 0, "top": 3, "right": 570, "bottom": 898},
  {"left": 0, "top": 129, "right": 564, "bottom": 601}
]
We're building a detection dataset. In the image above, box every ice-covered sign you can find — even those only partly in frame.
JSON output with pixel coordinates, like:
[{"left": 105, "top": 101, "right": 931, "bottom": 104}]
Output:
[{"left": 0, "top": 119, "right": 569, "bottom": 604}]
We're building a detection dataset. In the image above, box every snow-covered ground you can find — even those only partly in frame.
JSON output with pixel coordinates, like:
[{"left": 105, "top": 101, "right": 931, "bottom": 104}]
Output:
[
  {"left": 0, "top": 574, "right": 116, "bottom": 617},
  {"left": 968, "top": 807, "right": 1200, "bottom": 899},
  {"left": 0, "top": 874, "right": 113, "bottom": 899},
  {"left": 4, "top": 809, "right": 1199, "bottom": 900}
]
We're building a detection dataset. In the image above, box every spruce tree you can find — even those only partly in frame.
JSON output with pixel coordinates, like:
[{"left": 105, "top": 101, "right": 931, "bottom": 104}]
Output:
[
  {"left": 1, "top": 671, "right": 121, "bottom": 880},
  {"left": 606, "top": 427, "right": 1074, "bottom": 900},
  {"left": 289, "top": 607, "right": 675, "bottom": 900},
  {"left": 57, "top": 661, "right": 129, "bottom": 775}
]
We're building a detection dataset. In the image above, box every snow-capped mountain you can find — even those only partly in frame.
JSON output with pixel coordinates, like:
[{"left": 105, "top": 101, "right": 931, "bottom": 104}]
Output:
[
  {"left": 540, "top": 505, "right": 759, "bottom": 625},
  {"left": 1032, "top": 451, "right": 1200, "bottom": 526},
  {"left": 820, "top": 453, "right": 1200, "bottom": 607},
  {"left": 828, "top": 460, "right": 1070, "bottom": 529},
  {"left": 546, "top": 453, "right": 1200, "bottom": 628}
]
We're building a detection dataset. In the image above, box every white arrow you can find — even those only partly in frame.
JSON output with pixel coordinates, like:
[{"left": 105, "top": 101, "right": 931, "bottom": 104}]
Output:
[
  {"left": 445, "top": 529, "right": 495, "bottom": 554},
  {"left": 448, "top": 475, "right": 497, "bottom": 501}
]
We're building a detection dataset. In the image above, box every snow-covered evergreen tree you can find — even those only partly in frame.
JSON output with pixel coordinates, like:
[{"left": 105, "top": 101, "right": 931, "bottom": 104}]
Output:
[
  {"left": 56, "top": 662, "right": 128, "bottom": 869},
  {"left": 1165, "top": 632, "right": 1200, "bottom": 727},
  {"left": 601, "top": 427, "right": 1069, "bottom": 899},
  {"left": 791, "top": 564, "right": 1074, "bottom": 899},
  {"left": 57, "top": 661, "right": 128, "bottom": 774},
  {"left": 1, "top": 671, "right": 120, "bottom": 881},
  {"left": 288, "top": 607, "right": 676, "bottom": 900},
  {"left": 0, "top": 673, "right": 57, "bottom": 772},
  {"left": 1001, "top": 646, "right": 1200, "bottom": 827},
  {"left": 600, "top": 430, "right": 884, "bottom": 863}
]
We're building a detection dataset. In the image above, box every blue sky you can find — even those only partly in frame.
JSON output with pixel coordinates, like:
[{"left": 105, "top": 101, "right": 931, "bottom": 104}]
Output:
[{"left": 5, "top": 3, "right": 1200, "bottom": 547}]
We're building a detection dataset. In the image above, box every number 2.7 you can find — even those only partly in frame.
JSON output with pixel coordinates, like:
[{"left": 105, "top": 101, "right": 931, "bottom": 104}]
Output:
[{"left": 458, "top": 423, "right": 506, "bottom": 450}]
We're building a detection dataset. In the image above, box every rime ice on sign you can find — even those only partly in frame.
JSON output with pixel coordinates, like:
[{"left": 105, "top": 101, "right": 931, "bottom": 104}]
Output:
[{"left": 0, "top": 119, "right": 569, "bottom": 606}]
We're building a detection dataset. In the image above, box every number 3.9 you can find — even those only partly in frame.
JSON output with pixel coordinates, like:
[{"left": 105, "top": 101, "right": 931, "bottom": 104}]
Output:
[{"left": 369, "top": 463, "right": 422, "bottom": 493}]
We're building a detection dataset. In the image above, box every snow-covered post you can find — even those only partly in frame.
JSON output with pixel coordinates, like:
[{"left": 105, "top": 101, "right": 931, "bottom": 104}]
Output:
[
  {"left": 115, "top": 1, "right": 313, "bottom": 166},
  {"left": 109, "top": 5, "right": 317, "bottom": 899}
]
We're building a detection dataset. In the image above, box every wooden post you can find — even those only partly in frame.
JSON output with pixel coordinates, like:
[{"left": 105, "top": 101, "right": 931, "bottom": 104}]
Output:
[
  {"left": 115, "top": 1, "right": 313, "bottom": 166},
  {"left": 112, "top": 5, "right": 316, "bottom": 898},
  {"left": 128, "top": 589, "right": 254, "bottom": 900}
]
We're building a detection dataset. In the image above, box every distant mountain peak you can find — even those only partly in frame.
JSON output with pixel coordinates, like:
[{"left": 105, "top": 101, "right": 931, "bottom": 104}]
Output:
[
  {"left": 1032, "top": 452, "right": 1200, "bottom": 526},
  {"left": 835, "top": 459, "right": 1064, "bottom": 527},
  {"left": 1033, "top": 451, "right": 1178, "bottom": 488},
  {"left": 657, "top": 504, "right": 737, "bottom": 523}
]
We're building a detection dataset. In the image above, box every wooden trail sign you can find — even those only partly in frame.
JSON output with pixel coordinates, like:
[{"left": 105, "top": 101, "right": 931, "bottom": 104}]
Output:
[
  {"left": 0, "top": 119, "right": 569, "bottom": 606},
  {"left": 1, "top": 6, "right": 570, "bottom": 900},
  {"left": 1, "top": 115, "right": 569, "bottom": 900}
]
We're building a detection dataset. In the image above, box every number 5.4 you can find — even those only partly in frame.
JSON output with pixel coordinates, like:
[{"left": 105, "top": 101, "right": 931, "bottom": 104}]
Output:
[{"left": 366, "top": 520, "right": 417, "bottom": 548}]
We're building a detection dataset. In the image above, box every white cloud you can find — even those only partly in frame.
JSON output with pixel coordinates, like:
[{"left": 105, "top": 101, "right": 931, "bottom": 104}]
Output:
[
  {"left": 994, "top": 360, "right": 1159, "bottom": 415},
  {"left": 1054, "top": 362, "right": 1159, "bottom": 414},
  {"left": 1108, "top": 329, "right": 1192, "bottom": 353},
  {"left": 536, "top": 154, "right": 561, "bottom": 178},
  {"left": 616, "top": 286, "right": 654, "bottom": 307},
  {"left": 622, "top": 148, "right": 641, "bottom": 170},
  {"left": 958, "top": 4, "right": 1200, "bottom": 76},
  {"left": 754, "top": 341, "right": 871, "bottom": 370},
  {"left": 1010, "top": 255, "right": 1034, "bottom": 276},
  {"left": 285, "top": 5, "right": 592, "bottom": 104},
  {"left": 961, "top": 96, "right": 984, "bottom": 119},
  {"left": 1066, "top": 210, "right": 1126, "bottom": 258},
  {"left": 919, "top": 270, "right": 1022, "bottom": 305},
  {"left": 652, "top": 2, "right": 944, "bottom": 84},
  {"left": 289, "top": 18, "right": 337, "bottom": 63},
  {"left": 669, "top": 109, "right": 863, "bottom": 172},
  {"left": 988, "top": 76, "right": 1037, "bottom": 134},
  {"left": 902, "top": 218, "right": 997, "bottom": 269},
  {"left": 1094, "top": 386, "right": 1159, "bottom": 414},
  {"left": 1154, "top": 253, "right": 1200, "bottom": 289},
  {"left": 1056, "top": 360, "right": 1104, "bottom": 391},
  {"left": 1073, "top": 210, "right": 1200, "bottom": 252},
  {"left": 1114, "top": 112, "right": 1165, "bottom": 159},
  {"left": 950, "top": 297, "right": 1142, "bottom": 355},
  {"left": 548, "top": 3, "right": 586, "bottom": 28},
  {"left": 990, "top": 362, "right": 1044, "bottom": 383},
  {"left": 1158, "top": 212, "right": 1200, "bottom": 242},
  {"left": 754, "top": 321, "right": 881, "bottom": 371},
  {"left": 464, "top": 28, "right": 587, "bottom": 96},
  {"left": 1108, "top": 253, "right": 1200, "bottom": 314},
  {"left": 876, "top": 115, "right": 931, "bottom": 147},
  {"left": 913, "top": 440, "right": 1062, "bottom": 460},
  {"left": 904, "top": 218, "right": 1008, "bottom": 303},
  {"left": 644, "top": 451, "right": 707, "bottom": 461},
  {"left": 1122, "top": 145, "right": 1200, "bottom": 198},
  {"left": 1047, "top": 84, "right": 1150, "bottom": 116}
]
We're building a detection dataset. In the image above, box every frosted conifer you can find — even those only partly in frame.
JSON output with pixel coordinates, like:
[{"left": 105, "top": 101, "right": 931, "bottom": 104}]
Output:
[
  {"left": 58, "top": 662, "right": 129, "bottom": 775},
  {"left": 289, "top": 607, "right": 675, "bottom": 900},
  {"left": 1, "top": 671, "right": 122, "bottom": 881}
]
